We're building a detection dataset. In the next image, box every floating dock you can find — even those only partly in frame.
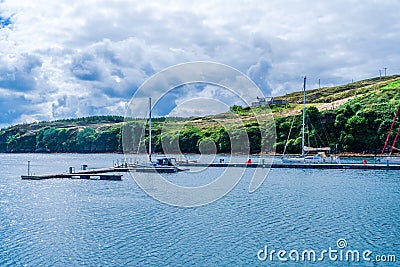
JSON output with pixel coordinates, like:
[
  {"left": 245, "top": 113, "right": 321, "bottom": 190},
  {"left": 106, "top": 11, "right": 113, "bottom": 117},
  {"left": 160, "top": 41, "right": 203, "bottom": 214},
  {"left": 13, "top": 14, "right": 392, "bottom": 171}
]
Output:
[
  {"left": 21, "top": 167, "right": 128, "bottom": 180},
  {"left": 21, "top": 162, "right": 399, "bottom": 180},
  {"left": 177, "top": 162, "right": 400, "bottom": 170},
  {"left": 22, "top": 173, "right": 123, "bottom": 180}
]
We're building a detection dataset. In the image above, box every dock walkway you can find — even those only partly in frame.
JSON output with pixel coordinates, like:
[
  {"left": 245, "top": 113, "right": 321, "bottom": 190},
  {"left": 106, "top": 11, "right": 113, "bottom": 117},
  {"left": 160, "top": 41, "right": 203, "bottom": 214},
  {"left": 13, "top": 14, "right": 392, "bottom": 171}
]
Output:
[
  {"left": 178, "top": 162, "right": 400, "bottom": 170},
  {"left": 21, "top": 162, "right": 399, "bottom": 180},
  {"left": 21, "top": 167, "right": 128, "bottom": 180}
]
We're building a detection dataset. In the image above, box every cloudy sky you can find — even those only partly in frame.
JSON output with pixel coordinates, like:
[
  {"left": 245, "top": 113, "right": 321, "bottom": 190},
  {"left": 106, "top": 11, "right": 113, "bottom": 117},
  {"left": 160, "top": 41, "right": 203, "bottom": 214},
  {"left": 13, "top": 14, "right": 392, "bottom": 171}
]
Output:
[{"left": 0, "top": 0, "right": 399, "bottom": 127}]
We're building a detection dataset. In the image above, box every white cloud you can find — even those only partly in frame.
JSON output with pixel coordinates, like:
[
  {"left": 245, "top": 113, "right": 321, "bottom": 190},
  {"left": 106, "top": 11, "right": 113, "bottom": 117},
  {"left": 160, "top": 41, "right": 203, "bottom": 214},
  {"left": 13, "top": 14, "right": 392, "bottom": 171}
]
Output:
[
  {"left": 169, "top": 96, "right": 230, "bottom": 118},
  {"left": 169, "top": 84, "right": 245, "bottom": 117},
  {"left": 0, "top": 0, "right": 400, "bottom": 126}
]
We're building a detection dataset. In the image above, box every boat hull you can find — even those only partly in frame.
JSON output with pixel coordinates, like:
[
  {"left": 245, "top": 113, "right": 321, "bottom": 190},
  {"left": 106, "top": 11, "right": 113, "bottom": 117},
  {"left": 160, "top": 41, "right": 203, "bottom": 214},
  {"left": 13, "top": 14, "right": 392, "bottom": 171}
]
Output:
[
  {"left": 282, "top": 156, "right": 340, "bottom": 164},
  {"left": 135, "top": 166, "right": 179, "bottom": 173}
]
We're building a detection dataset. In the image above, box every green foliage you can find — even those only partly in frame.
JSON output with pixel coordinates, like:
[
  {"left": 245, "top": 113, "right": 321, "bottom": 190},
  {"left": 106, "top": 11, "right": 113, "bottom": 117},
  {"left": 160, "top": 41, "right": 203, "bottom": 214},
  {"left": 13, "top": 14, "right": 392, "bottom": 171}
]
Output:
[
  {"left": 282, "top": 74, "right": 400, "bottom": 104},
  {"left": 77, "top": 128, "right": 96, "bottom": 152},
  {"left": 93, "top": 127, "right": 121, "bottom": 152},
  {"left": 35, "top": 127, "right": 78, "bottom": 152},
  {"left": 55, "top": 115, "right": 124, "bottom": 124},
  {"left": 216, "top": 128, "right": 231, "bottom": 153},
  {"left": 6, "top": 133, "right": 20, "bottom": 152},
  {"left": 122, "top": 122, "right": 145, "bottom": 153},
  {"left": 179, "top": 128, "right": 202, "bottom": 153},
  {"left": 1, "top": 77, "right": 399, "bottom": 154},
  {"left": 246, "top": 126, "right": 261, "bottom": 153},
  {"left": 230, "top": 105, "right": 250, "bottom": 115}
]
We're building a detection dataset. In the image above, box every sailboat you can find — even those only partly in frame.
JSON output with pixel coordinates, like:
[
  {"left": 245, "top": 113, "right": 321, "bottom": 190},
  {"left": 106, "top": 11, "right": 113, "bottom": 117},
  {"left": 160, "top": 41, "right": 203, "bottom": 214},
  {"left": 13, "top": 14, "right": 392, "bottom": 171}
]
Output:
[
  {"left": 281, "top": 77, "right": 340, "bottom": 164},
  {"left": 135, "top": 98, "right": 187, "bottom": 173},
  {"left": 378, "top": 104, "right": 400, "bottom": 165}
]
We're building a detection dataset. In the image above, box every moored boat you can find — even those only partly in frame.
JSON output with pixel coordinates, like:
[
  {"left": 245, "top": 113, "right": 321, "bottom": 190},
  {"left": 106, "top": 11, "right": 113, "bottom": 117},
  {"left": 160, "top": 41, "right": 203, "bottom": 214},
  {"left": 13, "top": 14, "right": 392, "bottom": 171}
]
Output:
[
  {"left": 136, "top": 157, "right": 187, "bottom": 173},
  {"left": 281, "top": 77, "right": 340, "bottom": 164},
  {"left": 135, "top": 98, "right": 189, "bottom": 173}
]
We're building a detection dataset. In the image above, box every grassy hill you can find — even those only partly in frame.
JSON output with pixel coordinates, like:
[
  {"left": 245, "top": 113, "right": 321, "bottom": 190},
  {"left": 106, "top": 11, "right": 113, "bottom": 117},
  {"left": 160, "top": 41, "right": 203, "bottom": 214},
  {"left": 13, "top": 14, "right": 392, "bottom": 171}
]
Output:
[
  {"left": 275, "top": 75, "right": 400, "bottom": 104},
  {"left": 230, "top": 75, "right": 400, "bottom": 154},
  {"left": 1, "top": 75, "right": 400, "bottom": 154}
]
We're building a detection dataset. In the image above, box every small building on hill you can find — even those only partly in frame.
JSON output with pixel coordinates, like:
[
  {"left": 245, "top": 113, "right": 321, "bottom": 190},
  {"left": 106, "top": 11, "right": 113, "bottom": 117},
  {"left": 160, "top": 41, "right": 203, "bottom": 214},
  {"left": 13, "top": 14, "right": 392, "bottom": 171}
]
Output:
[{"left": 251, "top": 96, "right": 287, "bottom": 107}]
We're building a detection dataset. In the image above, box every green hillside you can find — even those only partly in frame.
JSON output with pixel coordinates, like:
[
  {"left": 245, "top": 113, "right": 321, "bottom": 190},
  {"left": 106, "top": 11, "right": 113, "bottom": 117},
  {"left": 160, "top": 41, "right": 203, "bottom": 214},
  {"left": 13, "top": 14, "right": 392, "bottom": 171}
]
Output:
[
  {"left": 275, "top": 75, "right": 400, "bottom": 104},
  {"left": 1, "top": 75, "right": 400, "bottom": 154},
  {"left": 0, "top": 116, "right": 125, "bottom": 153}
]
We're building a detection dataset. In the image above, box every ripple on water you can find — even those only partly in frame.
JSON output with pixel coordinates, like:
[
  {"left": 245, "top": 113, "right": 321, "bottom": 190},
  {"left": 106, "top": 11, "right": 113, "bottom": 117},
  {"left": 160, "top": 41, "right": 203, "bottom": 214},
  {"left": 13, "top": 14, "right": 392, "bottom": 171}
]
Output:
[{"left": 0, "top": 154, "right": 399, "bottom": 266}]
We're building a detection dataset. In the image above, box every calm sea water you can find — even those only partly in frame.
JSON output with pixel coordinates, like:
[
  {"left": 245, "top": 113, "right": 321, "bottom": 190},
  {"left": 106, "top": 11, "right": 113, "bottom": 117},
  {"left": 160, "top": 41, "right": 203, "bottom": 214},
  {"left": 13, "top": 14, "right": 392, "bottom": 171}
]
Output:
[{"left": 0, "top": 154, "right": 399, "bottom": 266}]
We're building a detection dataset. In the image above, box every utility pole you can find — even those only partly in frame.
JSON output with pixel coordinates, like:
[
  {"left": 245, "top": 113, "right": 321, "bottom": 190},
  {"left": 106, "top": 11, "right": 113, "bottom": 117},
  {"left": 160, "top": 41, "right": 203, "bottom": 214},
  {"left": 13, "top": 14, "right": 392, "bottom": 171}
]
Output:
[
  {"left": 379, "top": 69, "right": 382, "bottom": 80},
  {"left": 384, "top": 67, "right": 387, "bottom": 76},
  {"left": 318, "top": 79, "right": 321, "bottom": 89}
]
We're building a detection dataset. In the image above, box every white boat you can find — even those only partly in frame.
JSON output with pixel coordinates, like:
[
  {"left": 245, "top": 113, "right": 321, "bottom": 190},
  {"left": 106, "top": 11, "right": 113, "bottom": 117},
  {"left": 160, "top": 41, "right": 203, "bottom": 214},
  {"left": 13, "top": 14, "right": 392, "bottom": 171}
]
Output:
[
  {"left": 282, "top": 77, "right": 340, "bottom": 164},
  {"left": 282, "top": 149, "right": 340, "bottom": 164},
  {"left": 136, "top": 157, "right": 187, "bottom": 173},
  {"left": 135, "top": 98, "right": 187, "bottom": 173}
]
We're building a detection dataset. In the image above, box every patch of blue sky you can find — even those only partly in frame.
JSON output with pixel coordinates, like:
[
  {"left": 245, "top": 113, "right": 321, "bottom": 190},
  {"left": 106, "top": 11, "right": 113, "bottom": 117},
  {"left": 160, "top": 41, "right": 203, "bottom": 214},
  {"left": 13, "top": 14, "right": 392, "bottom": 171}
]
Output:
[{"left": 0, "top": 15, "right": 12, "bottom": 28}]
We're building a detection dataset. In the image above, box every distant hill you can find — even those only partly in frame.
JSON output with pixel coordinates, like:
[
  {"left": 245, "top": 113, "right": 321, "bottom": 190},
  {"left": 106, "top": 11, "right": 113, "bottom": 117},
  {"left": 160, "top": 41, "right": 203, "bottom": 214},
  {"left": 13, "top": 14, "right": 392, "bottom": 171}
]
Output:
[
  {"left": 275, "top": 74, "right": 400, "bottom": 104},
  {"left": 0, "top": 116, "right": 125, "bottom": 153},
  {"left": 1, "top": 75, "right": 400, "bottom": 154},
  {"left": 235, "top": 75, "right": 400, "bottom": 154}
]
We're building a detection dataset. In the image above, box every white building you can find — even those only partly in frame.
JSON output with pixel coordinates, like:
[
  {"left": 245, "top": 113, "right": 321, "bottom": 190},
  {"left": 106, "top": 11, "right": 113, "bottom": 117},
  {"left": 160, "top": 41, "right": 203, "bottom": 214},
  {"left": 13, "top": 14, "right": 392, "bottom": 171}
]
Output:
[{"left": 251, "top": 96, "right": 287, "bottom": 107}]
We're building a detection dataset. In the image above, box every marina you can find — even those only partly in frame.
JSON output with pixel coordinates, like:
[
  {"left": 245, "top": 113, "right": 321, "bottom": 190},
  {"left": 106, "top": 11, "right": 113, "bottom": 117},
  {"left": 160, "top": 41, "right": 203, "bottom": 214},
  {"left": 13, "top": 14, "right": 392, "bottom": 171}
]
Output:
[{"left": 21, "top": 160, "right": 400, "bottom": 180}]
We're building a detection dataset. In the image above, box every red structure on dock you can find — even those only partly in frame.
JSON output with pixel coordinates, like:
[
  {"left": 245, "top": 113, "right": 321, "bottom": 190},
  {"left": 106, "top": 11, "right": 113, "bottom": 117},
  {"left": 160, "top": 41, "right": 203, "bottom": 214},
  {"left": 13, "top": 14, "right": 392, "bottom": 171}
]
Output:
[{"left": 381, "top": 104, "right": 400, "bottom": 155}]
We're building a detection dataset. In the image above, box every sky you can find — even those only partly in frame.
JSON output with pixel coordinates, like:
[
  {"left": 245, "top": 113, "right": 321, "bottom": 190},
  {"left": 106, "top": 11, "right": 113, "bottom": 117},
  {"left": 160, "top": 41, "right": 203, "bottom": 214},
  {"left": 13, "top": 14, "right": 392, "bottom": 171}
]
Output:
[{"left": 0, "top": 0, "right": 399, "bottom": 127}]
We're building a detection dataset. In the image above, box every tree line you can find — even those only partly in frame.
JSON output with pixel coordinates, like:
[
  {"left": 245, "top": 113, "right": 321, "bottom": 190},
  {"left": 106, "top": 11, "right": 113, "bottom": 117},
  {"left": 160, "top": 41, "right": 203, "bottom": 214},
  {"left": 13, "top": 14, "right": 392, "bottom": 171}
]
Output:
[
  {"left": 1, "top": 80, "right": 399, "bottom": 154},
  {"left": 1, "top": 106, "right": 397, "bottom": 154}
]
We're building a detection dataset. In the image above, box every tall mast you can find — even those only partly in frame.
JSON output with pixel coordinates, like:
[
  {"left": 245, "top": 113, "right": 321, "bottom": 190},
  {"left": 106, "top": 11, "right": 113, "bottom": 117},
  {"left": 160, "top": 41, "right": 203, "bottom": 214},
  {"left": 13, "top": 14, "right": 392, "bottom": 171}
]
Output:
[
  {"left": 148, "top": 97, "right": 152, "bottom": 162},
  {"left": 301, "top": 76, "right": 307, "bottom": 157}
]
